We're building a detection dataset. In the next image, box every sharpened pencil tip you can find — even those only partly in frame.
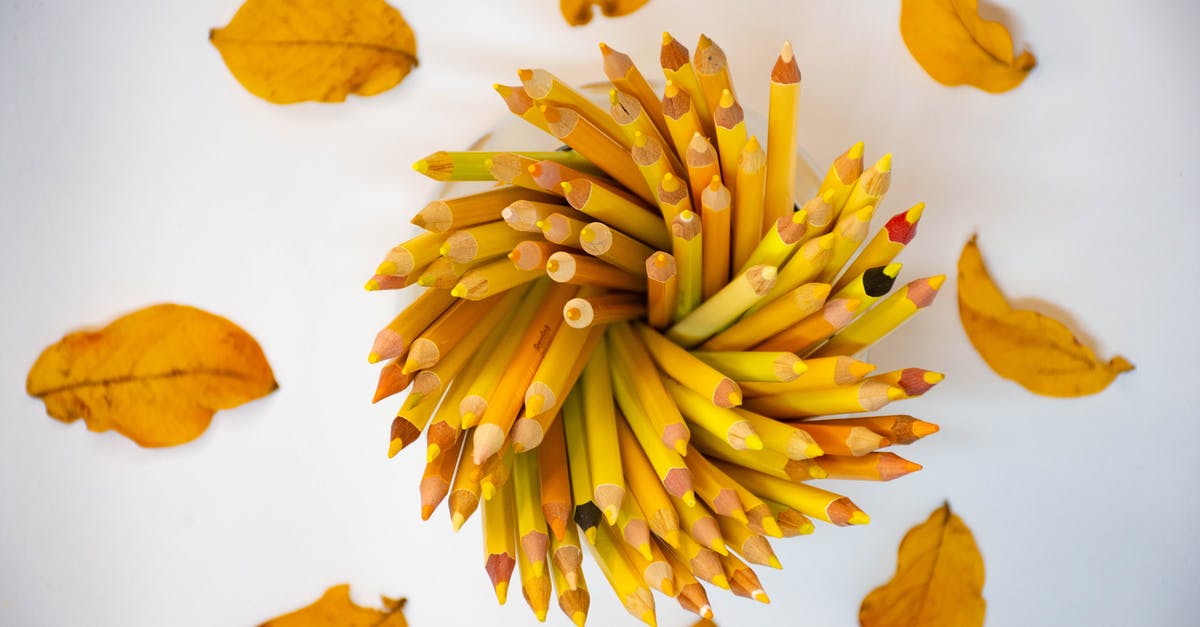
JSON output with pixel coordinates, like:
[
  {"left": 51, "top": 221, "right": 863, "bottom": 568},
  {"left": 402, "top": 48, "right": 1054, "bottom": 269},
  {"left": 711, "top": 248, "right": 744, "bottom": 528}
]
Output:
[
  {"left": 713, "top": 574, "right": 730, "bottom": 589},
  {"left": 719, "top": 88, "right": 734, "bottom": 108},
  {"left": 793, "top": 361, "right": 808, "bottom": 375},
  {"left": 639, "top": 543, "right": 652, "bottom": 560},
  {"left": 848, "top": 141, "right": 864, "bottom": 159},
  {"left": 768, "top": 555, "right": 783, "bottom": 569},
  {"left": 928, "top": 274, "right": 948, "bottom": 290},
  {"left": 494, "top": 581, "right": 508, "bottom": 604},
  {"left": 438, "top": 243, "right": 450, "bottom": 256},
  {"left": 604, "top": 505, "right": 619, "bottom": 525},
  {"left": 363, "top": 279, "right": 379, "bottom": 291},
  {"left": 376, "top": 261, "right": 398, "bottom": 276},
  {"left": 913, "top": 420, "right": 940, "bottom": 437},
  {"left": 535, "top": 610, "right": 547, "bottom": 622},
  {"left": 584, "top": 527, "right": 597, "bottom": 544},
  {"left": 924, "top": 371, "right": 946, "bottom": 384},
  {"left": 849, "top": 510, "right": 870, "bottom": 525},
  {"left": 876, "top": 153, "right": 893, "bottom": 172},
  {"left": 387, "top": 438, "right": 402, "bottom": 458},
  {"left": 663, "top": 529, "right": 680, "bottom": 548},
  {"left": 744, "top": 434, "right": 764, "bottom": 450},
  {"left": 763, "top": 518, "right": 783, "bottom": 538},
  {"left": 673, "top": 440, "right": 688, "bottom": 456},
  {"left": 420, "top": 504, "right": 434, "bottom": 520},
  {"left": 450, "top": 285, "right": 466, "bottom": 297},
  {"left": 367, "top": 352, "right": 381, "bottom": 364},
  {"left": 572, "top": 611, "right": 587, "bottom": 626},
  {"left": 753, "top": 589, "right": 771, "bottom": 604},
  {"left": 480, "top": 482, "right": 496, "bottom": 501},
  {"left": 662, "top": 580, "right": 676, "bottom": 597},
  {"left": 517, "top": 68, "right": 533, "bottom": 81},
  {"left": 412, "top": 160, "right": 428, "bottom": 174},
  {"left": 700, "top": 605, "right": 713, "bottom": 620},
  {"left": 426, "top": 444, "right": 440, "bottom": 463},
  {"left": 780, "top": 41, "right": 794, "bottom": 62},
  {"left": 710, "top": 539, "right": 727, "bottom": 554},
  {"left": 525, "top": 394, "right": 545, "bottom": 417},
  {"left": 640, "top": 609, "right": 657, "bottom": 627},
  {"left": 451, "top": 512, "right": 465, "bottom": 531}
]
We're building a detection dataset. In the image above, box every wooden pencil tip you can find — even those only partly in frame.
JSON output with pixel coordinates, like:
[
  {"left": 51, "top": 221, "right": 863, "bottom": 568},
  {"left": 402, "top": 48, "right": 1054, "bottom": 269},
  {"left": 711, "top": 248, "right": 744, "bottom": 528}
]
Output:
[
  {"left": 451, "top": 512, "right": 465, "bottom": 531},
  {"left": 701, "top": 606, "right": 713, "bottom": 620},
  {"left": 683, "top": 490, "right": 697, "bottom": 507},
  {"left": 426, "top": 444, "right": 440, "bottom": 463},
  {"left": 640, "top": 609, "right": 657, "bottom": 627},
  {"left": 376, "top": 260, "right": 398, "bottom": 276},
  {"left": 367, "top": 352, "right": 381, "bottom": 364},
  {"left": 744, "top": 434, "right": 764, "bottom": 450},
  {"left": 420, "top": 504, "right": 434, "bottom": 520},
  {"left": 598, "top": 41, "right": 610, "bottom": 52},
  {"left": 363, "top": 279, "right": 379, "bottom": 291},
  {"left": 718, "top": 88, "right": 734, "bottom": 108},
  {"left": 412, "top": 160, "right": 428, "bottom": 174},
  {"left": 883, "top": 262, "right": 902, "bottom": 278},
  {"left": 848, "top": 141, "right": 865, "bottom": 159},
  {"left": 494, "top": 581, "right": 509, "bottom": 605},
  {"left": 793, "top": 360, "right": 808, "bottom": 375},
  {"left": 480, "top": 481, "right": 496, "bottom": 501},
  {"left": 924, "top": 371, "right": 946, "bottom": 384},
  {"left": 387, "top": 438, "right": 402, "bottom": 458},
  {"left": 449, "top": 285, "right": 466, "bottom": 298},
  {"left": 517, "top": 68, "right": 534, "bottom": 81},
  {"left": 768, "top": 556, "right": 783, "bottom": 569},
  {"left": 571, "top": 611, "right": 587, "bottom": 627},
  {"left": 638, "top": 543, "right": 653, "bottom": 561},
  {"left": 661, "top": 31, "right": 673, "bottom": 45},
  {"left": 604, "top": 505, "right": 620, "bottom": 525},
  {"left": 753, "top": 590, "right": 771, "bottom": 604},
  {"left": 848, "top": 510, "right": 870, "bottom": 525},
  {"left": 763, "top": 517, "right": 783, "bottom": 538},
  {"left": 713, "top": 574, "right": 730, "bottom": 589},
  {"left": 928, "top": 274, "right": 948, "bottom": 290},
  {"left": 877, "top": 153, "right": 893, "bottom": 172},
  {"left": 906, "top": 202, "right": 926, "bottom": 223}
]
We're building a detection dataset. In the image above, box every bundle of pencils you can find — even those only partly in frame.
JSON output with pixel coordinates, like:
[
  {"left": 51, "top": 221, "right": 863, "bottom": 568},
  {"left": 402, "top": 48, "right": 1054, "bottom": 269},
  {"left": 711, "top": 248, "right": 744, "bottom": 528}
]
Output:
[{"left": 367, "top": 33, "right": 945, "bottom": 626}]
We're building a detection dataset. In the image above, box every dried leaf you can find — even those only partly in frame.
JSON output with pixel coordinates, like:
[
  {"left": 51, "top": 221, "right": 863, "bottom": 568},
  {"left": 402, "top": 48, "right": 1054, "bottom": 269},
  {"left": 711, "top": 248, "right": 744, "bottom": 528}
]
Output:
[
  {"left": 900, "top": 0, "right": 1036, "bottom": 93},
  {"left": 210, "top": 0, "right": 418, "bottom": 104},
  {"left": 261, "top": 584, "right": 408, "bottom": 627},
  {"left": 860, "top": 503, "right": 985, "bottom": 627},
  {"left": 958, "top": 236, "right": 1133, "bottom": 397},
  {"left": 560, "top": 0, "right": 651, "bottom": 26},
  {"left": 26, "top": 304, "right": 277, "bottom": 447}
]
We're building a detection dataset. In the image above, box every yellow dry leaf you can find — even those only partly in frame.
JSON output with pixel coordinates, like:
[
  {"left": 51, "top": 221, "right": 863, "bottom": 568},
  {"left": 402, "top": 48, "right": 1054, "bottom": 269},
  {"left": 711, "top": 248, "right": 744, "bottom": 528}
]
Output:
[
  {"left": 900, "top": 0, "right": 1036, "bottom": 93},
  {"left": 560, "top": 0, "right": 652, "bottom": 26},
  {"left": 26, "top": 304, "right": 277, "bottom": 447},
  {"left": 860, "top": 503, "right": 985, "bottom": 627},
  {"left": 958, "top": 236, "right": 1133, "bottom": 397},
  {"left": 261, "top": 584, "right": 408, "bottom": 627},
  {"left": 210, "top": 0, "right": 418, "bottom": 104}
]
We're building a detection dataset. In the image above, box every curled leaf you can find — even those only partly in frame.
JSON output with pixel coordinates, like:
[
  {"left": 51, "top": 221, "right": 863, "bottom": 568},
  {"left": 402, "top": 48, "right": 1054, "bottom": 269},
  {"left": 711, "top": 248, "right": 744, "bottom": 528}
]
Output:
[
  {"left": 261, "top": 584, "right": 408, "bottom": 626},
  {"left": 957, "top": 236, "right": 1133, "bottom": 397},
  {"left": 26, "top": 304, "right": 278, "bottom": 447},
  {"left": 560, "top": 0, "right": 651, "bottom": 26},
  {"left": 210, "top": 0, "right": 418, "bottom": 104},
  {"left": 860, "top": 503, "right": 985, "bottom": 627},
  {"left": 900, "top": 0, "right": 1036, "bottom": 93}
]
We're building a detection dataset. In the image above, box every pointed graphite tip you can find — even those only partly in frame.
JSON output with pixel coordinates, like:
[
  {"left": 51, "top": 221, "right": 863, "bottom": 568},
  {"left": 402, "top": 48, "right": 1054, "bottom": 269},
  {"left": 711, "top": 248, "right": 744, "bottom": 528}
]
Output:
[
  {"left": 849, "top": 510, "right": 871, "bottom": 525},
  {"left": 661, "top": 31, "right": 674, "bottom": 46},
  {"left": 673, "top": 440, "right": 688, "bottom": 456},
  {"left": 494, "top": 580, "right": 509, "bottom": 605},
  {"left": 913, "top": 420, "right": 940, "bottom": 437},
  {"left": 753, "top": 589, "right": 771, "bottom": 604},
  {"left": 792, "top": 360, "right": 809, "bottom": 376},
  {"left": 451, "top": 512, "right": 466, "bottom": 531},
  {"left": 763, "top": 517, "right": 783, "bottom": 538},
  {"left": 535, "top": 609, "right": 547, "bottom": 622},
  {"left": 604, "top": 505, "right": 620, "bottom": 525},
  {"left": 517, "top": 68, "right": 534, "bottom": 81},
  {"left": 719, "top": 88, "right": 735, "bottom": 108},
  {"left": 450, "top": 284, "right": 466, "bottom": 298},
  {"left": 906, "top": 202, "right": 926, "bottom": 222},
  {"left": 713, "top": 573, "right": 730, "bottom": 589},
  {"left": 821, "top": 187, "right": 837, "bottom": 204},
  {"left": 662, "top": 529, "right": 681, "bottom": 548},
  {"left": 638, "top": 543, "right": 653, "bottom": 561},
  {"left": 928, "top": 274, "right": 948, "bottom": 290},
  {"left": 571, "top": 611, "right": 587, "bottom": 627},
  {"left": 924, "top": 371, "right": 946, "bottom": 384},
  {"left": 883, "top": 262, "right": 902, "bottom": 278},
  {"left": 640, "top": 609, "right": 658, "bottom": 627},
  {"left": 599, "top": 41, "right": 611, "bottom": 53},
  {"left": 420, "top": 504, "right": 434, "bottom": 521},
  {"left": 700, "top": 605, "right": 713, "bottom": 620},
  {"left": 688, "top": 131, "right": 707, "bottom": 151},
  {"left": 876, "top": 152, "right": 893, "bottom": 172},
  {"left": 768, "top": 555, "right": 783, "bottom": 569},
  {"left": 780, "top": 41, "right": 794, "bottom": 62},
  {"left": 744, "top": 433, "right": 764, "bottom": 450},
  {"left": 412, "top": 160, "right": 429, "bottom": 174},
  {"left": 363, "top": 278, "right": 379, "bottom": 291},
  {"left": 426, "top": 444, "right": 440, "bottom": 463},
  {"left": 745, "top": 134, "right": 761, "bottom": 151},
  {"left": 367, "top": 351, "right": 382, "bottom": 364},
  {"left": 387, "top": 438, "right": 402, "bottom": 459},
  {"left": 661, "top": 579, "right": 676, "bottom": 597},
  {"left": 848, "top": 141, "right": 865, "bottom": 159}
]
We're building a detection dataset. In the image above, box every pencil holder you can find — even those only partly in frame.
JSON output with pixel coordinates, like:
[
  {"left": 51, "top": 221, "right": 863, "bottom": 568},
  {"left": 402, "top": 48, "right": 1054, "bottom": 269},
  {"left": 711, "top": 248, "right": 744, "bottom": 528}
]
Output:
[{"left": 366, "top": 34, "right": 945, "bottom": 625}]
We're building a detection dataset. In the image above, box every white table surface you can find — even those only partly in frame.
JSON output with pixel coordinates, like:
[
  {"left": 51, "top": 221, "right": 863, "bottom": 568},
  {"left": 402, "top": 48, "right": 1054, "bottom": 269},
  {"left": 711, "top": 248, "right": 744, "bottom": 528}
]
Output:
[{"left": 2, "top": 1, "right": 1197, "bottom": 625}]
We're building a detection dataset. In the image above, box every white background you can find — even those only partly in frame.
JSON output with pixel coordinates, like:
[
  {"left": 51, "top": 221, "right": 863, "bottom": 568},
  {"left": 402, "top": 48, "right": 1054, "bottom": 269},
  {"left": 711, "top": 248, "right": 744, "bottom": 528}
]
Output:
[{"left": 2, "top": 1, "right": 1197, "bottom": 625}]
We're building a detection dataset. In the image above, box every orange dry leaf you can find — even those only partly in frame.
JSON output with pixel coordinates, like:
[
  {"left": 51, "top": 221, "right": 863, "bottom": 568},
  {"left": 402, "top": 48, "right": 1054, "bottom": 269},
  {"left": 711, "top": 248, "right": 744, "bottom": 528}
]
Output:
[
  {"left": 560, "top": 0, "right": 652, "bottom": 26},
  {"left": 860, "top": 503, "right": 985, "bottom": 627},
  {"left": 210, "top": 0, "right": 418, "bottom": 104},
  {"left": 900, "top": 0, "right": 1036, "bottom": 93},
  {"left": 26, "top": 304, "right": 278, "bottom": 447},
  {"left": 958, "top": 236, "right": 1133, "bottom": 397},
  {"left": 261, "top": 584, "right": 408, "bottom": 627}
]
